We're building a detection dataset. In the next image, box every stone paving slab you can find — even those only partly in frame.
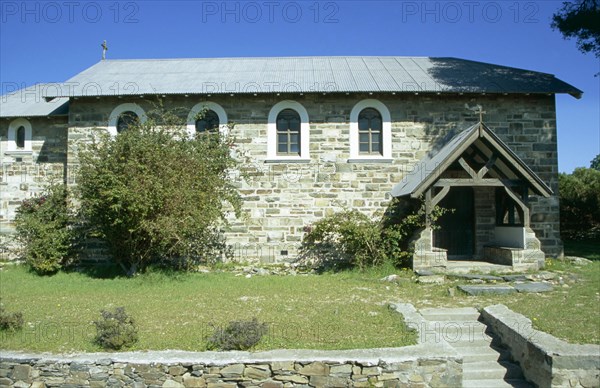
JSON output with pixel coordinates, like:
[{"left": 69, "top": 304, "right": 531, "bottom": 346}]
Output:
[
  {"left": 448, "top": 274, "right": 504, "bottom": 281},
  {"left": 459, "top": 285, "right": 517, "bottom": 295},
  {"left": 513, "top": 282, "right": 554, "bottom": 293}
]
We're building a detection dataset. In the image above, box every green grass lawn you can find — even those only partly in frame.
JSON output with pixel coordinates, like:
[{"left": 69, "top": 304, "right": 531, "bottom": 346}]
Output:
[
  {"left": 0, "top": 266, "right": 416, "bottom": 353},
  {"left": 1, "top": 258, "right": 598, "bottom": 353},
  {"left": 564, "top": 239, "right": 600, "bottom": 260}
]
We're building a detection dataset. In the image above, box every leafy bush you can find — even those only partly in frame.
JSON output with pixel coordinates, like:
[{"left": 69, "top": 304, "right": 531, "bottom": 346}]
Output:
[
  {"left": 14, "top": 183, "right": 76, "bottom": 274},
  {"left": 299, "top": 200, "right": 450, "bottom": 270},
  {"left": 93, "top": 307, "right": 138, "bottom": 350},
  {"left": 76, "top": 105, "right": 242, "bottom": 275},
  {"left": 300, "top": 210, "right": 385, "bottom": 270},
  {"left": 206, "top": 318, "right": 268, "bottom": 351},
  {"left": 0, "top": 301, "right": 24, "bottom": 332},
  {"left": 559, "top": 166, "right": 600, "bottom": 240}
]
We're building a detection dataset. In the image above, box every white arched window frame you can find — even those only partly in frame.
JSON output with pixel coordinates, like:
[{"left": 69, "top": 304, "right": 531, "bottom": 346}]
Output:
[
  {"left": 6, "top": 118, "right": 33, "bottom": 153},
  {"left": 267, "top": 100, "right": 310, "bottom": 162},
  {"left": 186, "top": 102, "right": 228, "bottom": 138},
  {"left": 349, "top": 99, "right": 392, "bottom": 162},
  {"left": 107, "top": 103, "right": 147, "bottom": 137}
]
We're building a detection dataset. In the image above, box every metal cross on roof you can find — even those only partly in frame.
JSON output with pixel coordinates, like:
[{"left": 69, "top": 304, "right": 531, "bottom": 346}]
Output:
[
  {"left": 465, "top": 103, "right": 486, "bottom": 122},
  {"left": 101, "top": 40, "right": 108, "bottom": 60}
]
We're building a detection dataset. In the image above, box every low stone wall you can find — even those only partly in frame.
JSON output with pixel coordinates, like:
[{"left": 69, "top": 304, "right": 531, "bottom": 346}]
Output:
[
  {"left": 481, "top": 304, "right": 600, "bottom": 388},
  {"left": 0, "top": 346, "right": 462, "bottom": 388}
]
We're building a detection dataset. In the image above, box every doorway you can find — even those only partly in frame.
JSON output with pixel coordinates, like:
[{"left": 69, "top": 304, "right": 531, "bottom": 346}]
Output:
[{"left": 433, "top": 187, "right": 475, "bottom": 259}]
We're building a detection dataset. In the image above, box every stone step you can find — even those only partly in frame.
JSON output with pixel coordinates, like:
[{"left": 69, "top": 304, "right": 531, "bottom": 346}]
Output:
[
  {"left": 463, "top": 378, "right": 534, "bottom": 388},
  {"left": 463, "top": 361, "right": 524, "bottom": 380},
  {"left": 424, "top": 321, "right": 491, "bottom": 342},
  {"left": 460, "top": 346, "right": 511, "bottom": 363},
  {"left": 419, "top": 307, "right": 481, "bottom": 322},
  {"left": 446, "top": 338, "right": 496, "bottom": 348}
]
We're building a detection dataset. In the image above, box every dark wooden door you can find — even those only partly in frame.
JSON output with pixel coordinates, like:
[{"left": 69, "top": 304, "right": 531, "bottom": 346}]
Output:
[{"left": 434, "top": 187, "right": 475, "bottom": 258}]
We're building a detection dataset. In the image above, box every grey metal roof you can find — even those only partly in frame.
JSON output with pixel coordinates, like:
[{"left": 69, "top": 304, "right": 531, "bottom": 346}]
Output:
[
  {"left": 391, "top": 122, "right": 553, "bottom": 198},
  {"left": 0, "top": 84, "right": 69, "bottom": 118},
  {"left": 42, "top": 56, "right": 582, "bottom": 98}
]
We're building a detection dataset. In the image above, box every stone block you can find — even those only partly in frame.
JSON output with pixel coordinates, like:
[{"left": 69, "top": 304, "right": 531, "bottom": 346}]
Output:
[
  {"left": 169, "top": 366, "right": 188, "bottom": 376},
  {"left": 11, "top": 365, "right": 32, "bottom": 382},
  {"left": 243, "top": 366, "right": 271, "bottom": 380},
  {"left": 163, "top": 380, "right": 185, "bottom": 388},
  {"left": 309, "top": 375, "right": 349, "bottom": 387},
  {"left": 219, "top": 364, "right": 244, "bottom": 377},
  {"left": 459, "top": 285, "right": 516, "bottom": 295},
  {"left": 297, "top": 362, "right": 329, "bottom": 376},
  {"left": 183, "top": 376, "right": 206, "bottom": 387}
]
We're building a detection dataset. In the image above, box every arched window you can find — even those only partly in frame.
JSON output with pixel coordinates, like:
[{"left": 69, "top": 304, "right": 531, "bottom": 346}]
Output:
[
  {"left": 195, "top": 109, "right": 220, "bottom": 133},
  {"left": 267, "top": 100, "right": 310, "bottom": 161},
  {"left": 108, "top": 103, "right": 146, "bottom": 137},
  {"left": 358, "top": 108, "right": 382, "bottom": 155},
  {"left": 16, "top": 126, "right": 26, "bottom": 149},
  {"left": 276, "top": 109, "right": 301, "bottom": 155},
  {"left": 6, "top": 118, "right": 33, "bottom": 152},
  {"left": 349, "top": 99, "right": 392, "bottom": 161},
  {"left": 116, "top": 111, "right": 139, "bottom": 133}
]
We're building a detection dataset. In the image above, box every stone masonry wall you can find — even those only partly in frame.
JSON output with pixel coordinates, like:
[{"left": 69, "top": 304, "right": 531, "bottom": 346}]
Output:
[
  {"left": 0, "top": 348, "right": 462, "bottom": 388},
  {"left": 0, "top": 116, "right": 68, "bottom": 255},
  {"left": 64, "top": 93, "right": 561, "bottom": 262}
]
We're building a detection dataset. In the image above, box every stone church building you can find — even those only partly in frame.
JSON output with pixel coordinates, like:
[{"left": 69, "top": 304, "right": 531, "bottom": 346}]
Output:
[{"left": 0, "top": 56, "right": 581, "bottom": 270}]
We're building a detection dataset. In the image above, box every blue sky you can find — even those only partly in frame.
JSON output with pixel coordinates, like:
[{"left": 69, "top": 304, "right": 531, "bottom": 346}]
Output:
[{"left": 1, "top": 0, "right": 598, "bottom": 172}]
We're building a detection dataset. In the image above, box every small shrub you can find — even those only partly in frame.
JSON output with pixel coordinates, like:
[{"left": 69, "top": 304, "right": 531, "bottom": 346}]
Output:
[
  {"left": 93, "top": 307, "right": 138, "bottom": 350},
  {"left": 299, "top": 210, "right": 385, "bottom": 270},
  {"left": 0, "top": 301, "right": 24, "bottom": 332},
  {"left": 14, "top": 183, "right": 76, "bottom": 274},
  {"left": 299, "top": 200, "right": 451, "bottom": 270},
  {"left": 206, "top": 318, "right": 268, "bottom": 351}
]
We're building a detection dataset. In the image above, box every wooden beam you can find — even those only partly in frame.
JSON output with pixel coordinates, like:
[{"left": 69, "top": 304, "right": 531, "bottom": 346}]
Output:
[
  {"left": 477, "top": 154, "right": 497, "bottom": 179},
  {"left": 458, "top": 157, "right": 477, "bottom": 179},
  {"left": 434, "top": 178, "right": 504, "bottom": 187},
  {"left": 431, "top": 186, "right": 450, "bottom": 208},
  {"left": 425, "top": 189, "right": 432, "bottom": 228},
  {"left": 503, "top": 186, "right": 530, "bottom": 227}
]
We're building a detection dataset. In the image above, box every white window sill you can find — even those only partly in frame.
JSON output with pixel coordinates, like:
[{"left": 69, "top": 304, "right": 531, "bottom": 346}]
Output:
[
  {"left": 4, "top": 150, "right": 33, "bottom": 156},
  {"left": 347, "top": 158, "right": 393, "bottom": 164},
  {"left": 265, "top": 158, "right": 312, "bottom": 164}
]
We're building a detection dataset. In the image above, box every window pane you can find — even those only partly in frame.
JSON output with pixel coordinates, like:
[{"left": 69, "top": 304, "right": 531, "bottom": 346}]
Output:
[
  {"left": 371, "top": 117, "right": 382, "bottom": 130},
  {"left": 196, "top": 120, "right": 207, "bottom": 133},
  {"left": 117, "top": 111, "right": 138, "bottom": 133},
  {"left": 358, "top": 117, "right": 369, "bottom": 131},
  {"left": 289, "top": 143, "right": 299, "bottom": 153},
  {"left": 289, "top": 134, "right": 299, "bottom": 144},
  {"left": 278, "top": 143, "right": 288, "bottom": 153},
  {"left": 16, "top": 126, "right": 25, "bottom": 148},
  {"left": 289, "top": 118, "right": 300, "bottom": 131},
  {"left": 359, "top": 143, "right": 370, "bottom": 153},
  {"left": 371, "top": 142, "right": 380, "bottom": 153},
  {"left": 359, "top": 133, "right": 370, "bottom": 143},
  {"left": 371, "top": 132, "right": 380, "bottom": 144},
  {"left": 277, "top": 118, "right": 288, "bottom": 130}
]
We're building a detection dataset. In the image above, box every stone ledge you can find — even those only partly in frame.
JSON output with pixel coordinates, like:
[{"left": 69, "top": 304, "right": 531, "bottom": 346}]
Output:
[
  {"left": 0, "top": 343, "right": 459, "bottom": 366},
  {"left": 481, "top": 304, "right": 600, "bottom": 387}
]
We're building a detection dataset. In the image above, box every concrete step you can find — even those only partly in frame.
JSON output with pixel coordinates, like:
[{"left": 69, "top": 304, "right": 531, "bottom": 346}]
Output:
[
  {"left": 447, "top": 338, "right": 496, "bottom": 348},
  {"left": 461, "top": 346, "right": 511, "bottom": 363},
  {"left": 463, "top": 361, "right": 524, "bottom": 380},
  {"left": 424, "top": 321, "right": 493, "bottom": 343},
  {"left": 419, "top": 307, "right": 480, "bottom": 322},
  {"left": 463, "top": 379, "right": 534, "bottom": 388}
]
